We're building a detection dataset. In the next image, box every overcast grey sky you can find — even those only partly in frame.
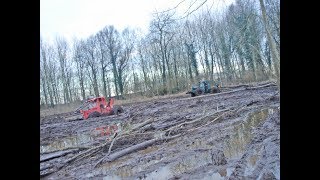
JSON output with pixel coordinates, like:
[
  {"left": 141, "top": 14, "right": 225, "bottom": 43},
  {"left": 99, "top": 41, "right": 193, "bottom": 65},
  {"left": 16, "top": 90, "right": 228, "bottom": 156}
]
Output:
[{"left": 41, "top": 0, "right": 234, "bottom": 44}]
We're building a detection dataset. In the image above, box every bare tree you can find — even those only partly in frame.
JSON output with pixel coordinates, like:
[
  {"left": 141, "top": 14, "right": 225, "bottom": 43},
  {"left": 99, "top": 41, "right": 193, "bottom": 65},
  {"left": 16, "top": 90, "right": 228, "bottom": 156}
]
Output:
[
  {"left": 118, "top": 28, "right": 135, "bottom": 97},
  {"left": 150, "top": 12, "right": 176, "bottom": 94},
  {"left": 83, "top": 36, "right": 100, "bottom": 97},
  {"left": 137, "top": 38, "right": 150, "bottom": 92},
  {"left": 96, "top": 31, "right": 110, "bottom": 98},
  {"left": 73, "top": 39, "right": 87, "bottom": 100},
  {"left": 40, "top": 37, "right": 54, "bottom": 107},
  {"left": 101, "top": 26, "right": 121, "bottom": 98},
  {"left": 259, "top": 0, "right": 280, "bottom": 87},
  {"left": 55, "top": 36, "right": 71, "bottom": 103}
]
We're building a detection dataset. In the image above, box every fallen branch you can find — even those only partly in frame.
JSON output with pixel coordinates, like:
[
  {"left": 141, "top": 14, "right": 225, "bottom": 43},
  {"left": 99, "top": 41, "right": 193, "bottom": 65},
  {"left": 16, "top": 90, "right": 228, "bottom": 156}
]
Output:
[
  {"left": 48, "top": 140, "right": 111, "bottom": 175},
  {"left": 94, "top": 131, "right": 127, "bottom": 167},
  {"left": 257, "top": 81, "right": 277, "bottom": 86},
  {"left": 139, "top": 123, "right": 156, "bottom": 132},
  {"left": 40, "top": 149, "right": 79, "bottom": 162},
  {"left": 93, "top": 134, "right": 123, "bottom": 167},
  {"left": 72, "top": 146, "right": 104, "bottom": 163},
  {"left": 189, "top": 110, "right": 235, "bottom": 132},
  {"left": 221, "top": 84, "right": 252, "bottom": 89},
  {"left": 165, "top": 108, "right": 231, "bottom": 133},
  {"left": 106, "top": 139, "right": 156, "bottom": 161},
  {"left": 188, "top": 102, "right": 267, "bottom": 133},
  {"left": 40, "top": 146, "right": 90, "bottom": 155},
  {"left": 55, "top": 138, "right": 113, "bottom": 170},
  {"left": 130, "top": 117, "right": 154, "bottom": 132},
  {"left": 221, "top": 81, "right": 275, "bottom": 89},
  {"left": 40, "top": 164, "right": 53, "bottom": 171},
  {"left": 153, "top": 118, "right": 186, "bottom": 130},
  {"left": 245, "top": 83, "right": 276, "bottom": 90},
  {"left": 108, "top": 134, "right": 118, "bottom": 154},
  {"left": 95, "top": 134, "right": 181, "bottom": 166},
  {"left": 117, "top": 132, "right": 154, "bottom": 141}
]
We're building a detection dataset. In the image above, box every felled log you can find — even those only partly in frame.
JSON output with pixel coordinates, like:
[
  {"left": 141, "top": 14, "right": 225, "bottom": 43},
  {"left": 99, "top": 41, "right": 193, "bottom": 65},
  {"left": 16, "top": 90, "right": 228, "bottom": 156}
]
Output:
[
  {"left": 40, "top": 149, "right": 79, "bottom": 162},
  {"left": 96, "top": 134, "right": 181, "bottom": 166}
]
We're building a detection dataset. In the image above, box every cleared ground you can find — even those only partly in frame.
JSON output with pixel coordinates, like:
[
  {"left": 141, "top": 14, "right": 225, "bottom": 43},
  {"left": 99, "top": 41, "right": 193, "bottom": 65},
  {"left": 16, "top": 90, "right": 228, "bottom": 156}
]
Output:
[{"left": 40, "top": 82, "right": 280, "bottom": 180}]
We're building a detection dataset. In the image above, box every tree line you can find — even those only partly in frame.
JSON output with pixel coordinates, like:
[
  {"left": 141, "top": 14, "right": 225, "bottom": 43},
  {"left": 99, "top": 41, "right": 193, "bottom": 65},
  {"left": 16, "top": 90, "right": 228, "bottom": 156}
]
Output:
[{"left": 40, "top": 0, "right": 279, "bottom": 107}]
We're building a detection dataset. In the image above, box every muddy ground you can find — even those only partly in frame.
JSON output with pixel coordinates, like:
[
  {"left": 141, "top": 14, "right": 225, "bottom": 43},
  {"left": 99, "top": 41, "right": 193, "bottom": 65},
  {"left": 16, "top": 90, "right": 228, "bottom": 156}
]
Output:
[{"left": 40, "top": 82, "right": 280, "bottom": 180}]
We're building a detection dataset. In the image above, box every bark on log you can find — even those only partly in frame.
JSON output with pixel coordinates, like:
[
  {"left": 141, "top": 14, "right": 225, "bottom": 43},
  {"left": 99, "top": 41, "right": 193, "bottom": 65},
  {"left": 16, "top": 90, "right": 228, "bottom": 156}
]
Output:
[
  {"left": 245, "top": 83, "right": 276, "bottom": 90},
  {"left": 40, "top": 146, "right": 90, "bottom": 154},
  {"left": 40, "top": 149, "right": 78, "bottom": 162},
  {"left": 221, "top": 84, "right": 252, "bottom": 89},
  {"left": 105, "top": 138, "right": 157, "bottom": 162},
  {"left": 96, "top": 134, "right": 181, "bottom": 165},
  {"left": 40, "top": 164, "right": 53, "bottom": 171},
  {"left": 130, "top": 118, "right": 154, "bottom": 132}
]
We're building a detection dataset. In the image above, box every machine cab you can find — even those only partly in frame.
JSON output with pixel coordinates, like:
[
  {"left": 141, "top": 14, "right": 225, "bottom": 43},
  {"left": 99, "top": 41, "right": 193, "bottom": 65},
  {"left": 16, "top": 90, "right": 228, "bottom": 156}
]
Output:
[{"left": 79, "top": 97, "right": 114, "bottom": 119}]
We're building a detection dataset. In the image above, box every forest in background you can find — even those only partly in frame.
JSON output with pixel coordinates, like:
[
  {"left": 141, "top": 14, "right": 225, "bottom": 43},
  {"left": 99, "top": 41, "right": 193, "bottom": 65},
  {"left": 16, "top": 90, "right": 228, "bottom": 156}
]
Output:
[{"left": 40, "top": 0, "right": 279, "bottom": 108}]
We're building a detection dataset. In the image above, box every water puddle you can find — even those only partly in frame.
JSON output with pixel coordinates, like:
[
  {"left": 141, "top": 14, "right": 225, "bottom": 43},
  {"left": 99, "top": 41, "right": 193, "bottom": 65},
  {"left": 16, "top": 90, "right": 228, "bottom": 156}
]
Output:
[
  {"left": 83, "top": 154, "right": 140, "bottom": 178},
  {"left": 204, "top": 167, "right": 234, "bottom": 180},
  {"left": 100, "top": 157, "right": 163, "bottom": 178},
  {"left": 40, "top": 134, "right": 94, "bottom": 153},
  {"left": 102, "top": 175, "right": 122, "bottom": 180},
  {"left": 145, "top": 166, "right": 173, "bottom": 180},
  {"left": 141, "top": 151, "right": 212, "bottom": 179},
  {"left": 223, "top": 108, "right": 273, "bottom": 159},
  {"left": 41, "top": 124, "right": 120, "bottom": 154},
  {"left": 171, "top": 151, "right": 212, "bottom": 175},
  {"left": 144, "top": 154, "right": 235, "bottom": 180},
  {"left": 113, "top": 165, "right": 134, "bottom": 178},
  {"left": 244, "top": 154, "right": 259, "bottom": 176},
  {"left": 95, "top": 147, "right": 212, "bottom": 179}
]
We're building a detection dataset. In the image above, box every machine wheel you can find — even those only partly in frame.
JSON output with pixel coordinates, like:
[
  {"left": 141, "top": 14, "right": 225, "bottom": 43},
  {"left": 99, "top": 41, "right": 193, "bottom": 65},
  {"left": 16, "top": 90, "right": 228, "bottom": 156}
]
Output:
[
  {"left": 113, "top": 105, "right": 124, "bottom": 115},
  {"left": 212, "top": 87, "right": 221, "bottom": 93},
  {"left": 88, "top": 111, "right": 101, "bottom": 118}
]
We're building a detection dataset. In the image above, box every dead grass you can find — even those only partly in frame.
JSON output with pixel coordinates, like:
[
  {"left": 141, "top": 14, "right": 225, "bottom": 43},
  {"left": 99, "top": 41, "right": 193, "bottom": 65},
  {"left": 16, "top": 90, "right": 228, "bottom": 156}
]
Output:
[
  {"left": 114, "top": 92, "right": 188, "bottom": 106},
  {"left": 40, "top": 102, "right": 82, "bottom": 118}
]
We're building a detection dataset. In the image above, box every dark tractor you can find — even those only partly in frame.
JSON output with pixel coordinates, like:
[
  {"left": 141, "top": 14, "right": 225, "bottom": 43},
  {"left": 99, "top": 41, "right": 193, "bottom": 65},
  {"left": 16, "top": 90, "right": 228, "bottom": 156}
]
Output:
[{"left": 186, "top": 80, "right": 221, "bottom": 97}]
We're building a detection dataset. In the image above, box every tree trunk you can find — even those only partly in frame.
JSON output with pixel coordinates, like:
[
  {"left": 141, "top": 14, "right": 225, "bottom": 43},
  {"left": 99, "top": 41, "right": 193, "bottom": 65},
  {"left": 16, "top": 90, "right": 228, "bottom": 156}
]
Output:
[
  {"left": 165, "top": 50, "right": 172, "bottom": 92},
  {"left": 41, "top": 76, "right": 48, "bottom": 106},
  {"left": 80, "top": 77, "right": 86, "bottom": 101},
  {"left": 259, "top": 0, "right": 280, "bottom": 88},
  {"left": 107, "top": 77, "right": 112, "bottom": 98},
  {"left": 92, "top": 69, "right": 99, "bottom": 97},
  {"left": 101, "top": 68, "right": 107, "bottom": 97},
  {"left": 118, "top": 70, "right": 124, "bottom": 97},
  {"left": 42, "top": 50, "right": 54, "bottom": 107},
  {"left": 204, "top": 47, "right": 210, "bottom": 79},
  {"left": 188, "top": 55, "right": 193, "bottom": 81},
  {"left": 139, "top": 52, "right": 149, "bottom": 91},
  {"left": 111, "top": 57, "right": 119, "bottom": 98},
  {"left": 160, "top": 49, "right": 167, "bottom": 92},
  {"left": 173, "top": 49, "right": 179, "bottom": 90}
]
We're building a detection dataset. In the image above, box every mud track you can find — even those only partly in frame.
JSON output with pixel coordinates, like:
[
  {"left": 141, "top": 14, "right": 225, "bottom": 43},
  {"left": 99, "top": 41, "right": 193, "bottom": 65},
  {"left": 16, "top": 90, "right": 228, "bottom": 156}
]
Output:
[{"left": 40, "top": 82, "right": 280, "bottom": 179}]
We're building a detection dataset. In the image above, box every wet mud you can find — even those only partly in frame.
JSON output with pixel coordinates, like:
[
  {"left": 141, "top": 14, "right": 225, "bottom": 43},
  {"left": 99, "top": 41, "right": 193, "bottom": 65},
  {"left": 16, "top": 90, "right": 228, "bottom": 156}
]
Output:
[{"left": 40, "top": 83, "right": 280, "bottom": 179}]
